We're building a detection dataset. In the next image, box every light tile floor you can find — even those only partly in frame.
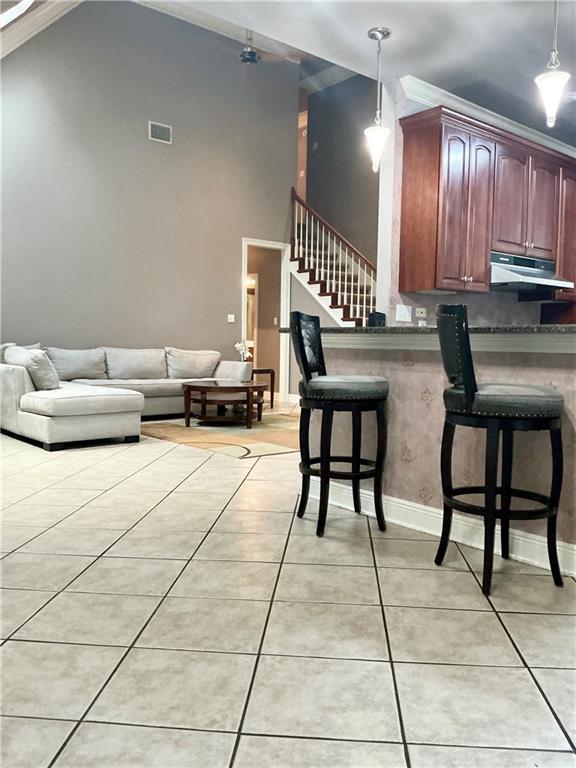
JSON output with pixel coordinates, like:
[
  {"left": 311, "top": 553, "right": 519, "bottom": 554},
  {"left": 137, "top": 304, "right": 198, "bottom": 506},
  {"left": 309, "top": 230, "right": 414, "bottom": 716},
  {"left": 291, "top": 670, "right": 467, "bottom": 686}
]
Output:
[{"left": 1, "top": 432, "right": 575, "bottom": 768}]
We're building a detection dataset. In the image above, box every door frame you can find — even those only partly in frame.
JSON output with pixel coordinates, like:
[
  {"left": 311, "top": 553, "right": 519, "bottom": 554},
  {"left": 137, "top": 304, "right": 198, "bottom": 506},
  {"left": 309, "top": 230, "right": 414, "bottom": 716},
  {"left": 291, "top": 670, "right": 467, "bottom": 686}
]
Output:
[{"left": 241, "top": 238, "right": 291, "bottom": 404}]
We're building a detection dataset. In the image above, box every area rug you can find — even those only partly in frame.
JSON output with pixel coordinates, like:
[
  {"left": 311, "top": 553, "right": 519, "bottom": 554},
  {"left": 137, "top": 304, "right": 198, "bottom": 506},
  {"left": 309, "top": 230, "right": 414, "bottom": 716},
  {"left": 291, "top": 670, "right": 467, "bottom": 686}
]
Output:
[{"left": 141, "top": 409, "right": 300, "bottom": 459}]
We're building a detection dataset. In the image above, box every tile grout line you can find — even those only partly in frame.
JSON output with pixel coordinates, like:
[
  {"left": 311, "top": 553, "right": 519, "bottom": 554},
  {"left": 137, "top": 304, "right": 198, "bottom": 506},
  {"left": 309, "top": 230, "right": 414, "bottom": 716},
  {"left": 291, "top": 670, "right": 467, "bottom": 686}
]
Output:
[
  {"left": 455, "top": 542, "right": 576, "bottom": 754},
  {"left": 0, "top": 439, "right": 179, "bottom": 555},
  {"left": 44, "top": 450, "right": 267, "bottom": 768},
  {"left": 1, "top": 438, "right": 154, "bottom": 508},
  {"left": 2, "top": 636, "right": 544, "bottom": 670},
  {"left": 367, "top": 514, "right": 412, "bottom": 768},
  {"left": 2, "top": 711, "right": 575, "bottom": 755},
  {"left": 1, "top": 442, "right": 217, "bottom": 644},
  {"left": 227, "top": 492, "right": 299, "bottom": 768}
]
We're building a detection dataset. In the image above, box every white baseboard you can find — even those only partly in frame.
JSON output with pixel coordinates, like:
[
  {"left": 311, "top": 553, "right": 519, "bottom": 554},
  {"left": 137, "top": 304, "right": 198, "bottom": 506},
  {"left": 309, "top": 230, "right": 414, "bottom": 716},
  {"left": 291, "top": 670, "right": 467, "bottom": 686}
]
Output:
[{"left": 309, "top": 478, "right": 576, "bottom": 576}]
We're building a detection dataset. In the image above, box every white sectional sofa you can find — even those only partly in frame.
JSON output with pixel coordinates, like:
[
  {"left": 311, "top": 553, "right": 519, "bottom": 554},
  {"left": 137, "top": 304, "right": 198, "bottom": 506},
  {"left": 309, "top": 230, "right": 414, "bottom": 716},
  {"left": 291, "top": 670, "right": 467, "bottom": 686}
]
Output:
[{"left": 0, "top": 345, "right": 251, "bottom": 450}]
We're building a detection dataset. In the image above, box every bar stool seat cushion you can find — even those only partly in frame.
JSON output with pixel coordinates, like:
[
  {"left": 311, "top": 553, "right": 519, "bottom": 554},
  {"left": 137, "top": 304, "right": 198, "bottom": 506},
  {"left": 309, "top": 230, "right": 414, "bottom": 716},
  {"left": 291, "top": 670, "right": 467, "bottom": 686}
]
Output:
[
  {"left": 300, "top": 375, "right": 389, "bottom": 401},
  {"left": 444, "top": 383, "right": 564, "bottom": 418}
]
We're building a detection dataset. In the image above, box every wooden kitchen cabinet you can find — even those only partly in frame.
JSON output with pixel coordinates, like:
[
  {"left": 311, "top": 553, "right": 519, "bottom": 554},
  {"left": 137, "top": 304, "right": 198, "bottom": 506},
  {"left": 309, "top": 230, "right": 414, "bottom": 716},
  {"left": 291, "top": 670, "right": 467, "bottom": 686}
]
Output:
[
  {"left": 435, "top": 125, "right": 470, "bottom": 290},
  {"left": 527, "top": 153, "right": 561, "bottom": 260},
  {"left": 555, "top": 165, "right": 576, "bottom": 300},
  {"left": 400, "top": 108, "right": 494, "bottom": 293},
  {"left": 466, "top": 134, "right": 496, "bottom": 290},
  {"left": 492, "top": 143, "right": 529, "bottom": 256},
  {"left": 399, "top": 106, "right": 574, "bottom": 294},
  {"left": 492, "top": 146, "right": 560, "bottom": 260}
]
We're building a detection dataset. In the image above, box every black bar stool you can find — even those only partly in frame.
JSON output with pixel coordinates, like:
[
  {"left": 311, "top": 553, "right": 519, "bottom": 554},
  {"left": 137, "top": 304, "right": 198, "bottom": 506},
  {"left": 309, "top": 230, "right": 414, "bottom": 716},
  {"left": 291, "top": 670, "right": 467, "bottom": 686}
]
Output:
[
  {"left": 367, "top": 311, "right": 387, "bottom": 327},
  {"left": 435, "top": 304, "right": 564, "bottom": 595},
  {"left": 290, "top": 311, "right": 390, "bottom": 537}
]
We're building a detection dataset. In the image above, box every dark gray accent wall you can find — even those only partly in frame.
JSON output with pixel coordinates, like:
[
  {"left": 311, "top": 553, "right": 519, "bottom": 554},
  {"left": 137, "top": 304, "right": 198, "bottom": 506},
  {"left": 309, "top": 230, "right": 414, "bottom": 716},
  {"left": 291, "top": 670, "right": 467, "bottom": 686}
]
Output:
[
  {"left": 1, "top": 2, "right": 298, "bottom": 354},
  {"left": 306, "top": 75, "right": 379, "bottom": 264}
]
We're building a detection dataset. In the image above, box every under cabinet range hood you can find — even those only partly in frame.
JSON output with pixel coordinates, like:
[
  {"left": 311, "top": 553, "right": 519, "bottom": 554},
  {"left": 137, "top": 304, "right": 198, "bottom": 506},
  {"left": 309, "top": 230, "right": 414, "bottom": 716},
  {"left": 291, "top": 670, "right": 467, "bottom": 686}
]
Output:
[{"left": 490, "top": 252, "right": 574, "bottom": 292}]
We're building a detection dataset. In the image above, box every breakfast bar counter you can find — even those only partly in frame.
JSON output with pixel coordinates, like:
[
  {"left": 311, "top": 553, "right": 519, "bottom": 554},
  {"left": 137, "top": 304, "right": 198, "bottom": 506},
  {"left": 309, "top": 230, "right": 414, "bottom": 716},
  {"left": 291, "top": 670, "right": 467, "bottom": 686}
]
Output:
[
  {"left": 283, "top": 325, "right": 576, "bottom": 556},
  {"left": 314, "top": 324, "right": 576, "bottom": 354}
]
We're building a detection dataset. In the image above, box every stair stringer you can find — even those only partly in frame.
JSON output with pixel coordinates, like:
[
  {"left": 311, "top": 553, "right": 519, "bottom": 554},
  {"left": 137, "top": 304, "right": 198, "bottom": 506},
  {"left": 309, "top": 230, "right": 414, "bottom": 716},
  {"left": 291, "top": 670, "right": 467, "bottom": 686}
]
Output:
[{"left": 288, "top": 258, "right": 348, "bottom": 327}]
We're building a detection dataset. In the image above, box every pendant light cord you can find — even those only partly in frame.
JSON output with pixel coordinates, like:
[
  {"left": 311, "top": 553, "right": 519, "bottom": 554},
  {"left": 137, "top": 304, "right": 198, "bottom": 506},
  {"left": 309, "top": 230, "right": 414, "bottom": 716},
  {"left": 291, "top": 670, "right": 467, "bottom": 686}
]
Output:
[
  {"left": 375, "top": 38, "right": 382, "bottom": 125},
  {"left": 548, "top": 0, "right": 560, "bottom": 69}
]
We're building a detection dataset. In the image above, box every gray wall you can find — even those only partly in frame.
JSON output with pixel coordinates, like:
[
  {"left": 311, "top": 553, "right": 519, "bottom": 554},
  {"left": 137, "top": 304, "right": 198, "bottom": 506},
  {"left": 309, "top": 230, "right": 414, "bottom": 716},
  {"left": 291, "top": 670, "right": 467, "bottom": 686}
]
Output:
[
  {"left": 1, "top": 2, "right": 298, "bottom": 355},
  {"left": 307, "top": 75, "right": 379, "bottom": 264}
]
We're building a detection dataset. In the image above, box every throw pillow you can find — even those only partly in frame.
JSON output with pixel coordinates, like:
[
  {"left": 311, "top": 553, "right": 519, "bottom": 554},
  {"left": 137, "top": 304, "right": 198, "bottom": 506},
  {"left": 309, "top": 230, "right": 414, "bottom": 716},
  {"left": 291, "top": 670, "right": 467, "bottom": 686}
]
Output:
[
  {"left": 103, "top": 348, "right": 167, "bottom": 379},
  {"left": 0, "top": 342, "right": 15, "bottom": 362},
  {"left": 46, "top": 347, "right": 107, "bottom": 380},
  {"left": 165, "top": 348, "right": 221, "bottom": 378},
  {"left": 4, "top": 346, "right": 60, "bottom": 390}
]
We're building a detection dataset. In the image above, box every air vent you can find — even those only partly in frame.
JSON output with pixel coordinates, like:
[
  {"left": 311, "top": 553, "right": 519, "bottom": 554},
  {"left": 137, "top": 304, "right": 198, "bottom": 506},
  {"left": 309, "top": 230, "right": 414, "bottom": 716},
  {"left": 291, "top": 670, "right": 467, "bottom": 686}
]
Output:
[{"left": 148, "top": 121, "right": 172, "bottom": 145}]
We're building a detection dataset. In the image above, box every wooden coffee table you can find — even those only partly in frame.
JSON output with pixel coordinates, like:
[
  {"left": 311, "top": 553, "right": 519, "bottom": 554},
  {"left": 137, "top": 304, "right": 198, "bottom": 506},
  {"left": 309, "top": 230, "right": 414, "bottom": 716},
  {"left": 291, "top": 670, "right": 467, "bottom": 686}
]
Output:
[{"left": 183, "top": 381, "right": 267, "bottom": 430}]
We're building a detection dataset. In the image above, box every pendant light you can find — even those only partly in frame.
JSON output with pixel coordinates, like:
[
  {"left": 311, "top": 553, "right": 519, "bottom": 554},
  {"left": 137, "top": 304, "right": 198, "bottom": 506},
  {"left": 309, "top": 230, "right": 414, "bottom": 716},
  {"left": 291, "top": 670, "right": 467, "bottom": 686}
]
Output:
[
  {"left": 534, "top": 0, "right": 571, "bottom": 128},
  {"left": 364, "top": 27, "right": 391, "bottom": 173}
]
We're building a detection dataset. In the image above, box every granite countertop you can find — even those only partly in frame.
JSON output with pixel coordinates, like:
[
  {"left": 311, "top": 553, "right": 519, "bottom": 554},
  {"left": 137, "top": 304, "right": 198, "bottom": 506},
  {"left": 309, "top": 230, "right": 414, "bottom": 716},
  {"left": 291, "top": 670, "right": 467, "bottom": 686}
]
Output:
[{"left": 280, "top": 325, "right": 576, "bottom": 334}]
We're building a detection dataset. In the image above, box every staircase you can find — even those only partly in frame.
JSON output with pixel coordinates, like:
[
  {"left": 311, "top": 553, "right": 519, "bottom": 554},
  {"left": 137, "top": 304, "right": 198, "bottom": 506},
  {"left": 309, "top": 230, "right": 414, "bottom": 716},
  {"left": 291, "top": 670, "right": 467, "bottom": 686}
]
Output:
[{"left": 290, "top": 188, "right": 377, "bottom": 327}]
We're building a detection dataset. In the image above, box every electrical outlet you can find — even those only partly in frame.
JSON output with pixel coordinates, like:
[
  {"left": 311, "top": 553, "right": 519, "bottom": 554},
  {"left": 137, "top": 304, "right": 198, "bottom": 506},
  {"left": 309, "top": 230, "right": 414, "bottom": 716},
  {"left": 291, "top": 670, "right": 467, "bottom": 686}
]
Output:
[
  {"left": 273, "top": 317, "right": 278, "bottom": 326},
  {"left": 395, "top": 304, "right": 412, "bottom": 323},
  {"left": 227, "top": 314, "right": 236, "bottom": 324},
  {"left": 418, "top": 319, "right": 427, "bottom": 327},
  {"left": 415, "top": 307, "right": 427, "bottom": 319}
]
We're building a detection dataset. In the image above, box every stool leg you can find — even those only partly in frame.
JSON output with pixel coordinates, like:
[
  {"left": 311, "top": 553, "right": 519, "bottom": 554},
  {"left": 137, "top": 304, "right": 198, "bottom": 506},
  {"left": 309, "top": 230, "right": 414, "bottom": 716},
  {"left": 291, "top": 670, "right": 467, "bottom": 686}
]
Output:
[
  {"left": 296, "top": 408, "right": 311, "bottom": 519},
  {"left": 317, "top": 405, "right": 334, "bottom": 537},
  {"left": 352, "top": 406, "right": 362, "bottom": 514},
  {"left": 548, "top": 428, "right": 563, "bottom": 587},
  {"left": 500, "top": 430, "right": 514, "bottom": 560},
  {"left": 373, "top": 400, "right": 387, "bottom": 532},
  {"left": 482, "top": 423, "right": 500, "bottom": 596},
  {"left": 435, "top": 420, "right": 455, "bottom": 566}
]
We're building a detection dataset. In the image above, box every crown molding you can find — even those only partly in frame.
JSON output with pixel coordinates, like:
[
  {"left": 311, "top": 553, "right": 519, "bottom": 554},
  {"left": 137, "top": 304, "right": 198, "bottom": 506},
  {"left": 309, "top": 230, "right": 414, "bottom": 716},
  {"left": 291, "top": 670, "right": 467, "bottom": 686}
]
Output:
[
  {"left": 400, "top": 75, "right": 576, "bottom": 159},
  {"left": 0, "top": 0, "right": 81, "bottom": 58}
]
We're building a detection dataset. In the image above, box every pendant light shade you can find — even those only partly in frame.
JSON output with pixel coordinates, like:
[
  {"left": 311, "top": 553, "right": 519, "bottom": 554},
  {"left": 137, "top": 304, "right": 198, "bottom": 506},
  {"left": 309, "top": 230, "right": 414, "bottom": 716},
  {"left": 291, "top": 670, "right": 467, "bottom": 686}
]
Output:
[
  {"left": 535, "top": 69, "right": 571, "bottom": 128},
  {"left": 534, "top": 0, "right": 571, "bottom": 128},
  {"left": 364, "top": 27, "right": 391, "bottom": 174},
  {"left": 364, "top": 123, "right": 391, "bottom": 173}
]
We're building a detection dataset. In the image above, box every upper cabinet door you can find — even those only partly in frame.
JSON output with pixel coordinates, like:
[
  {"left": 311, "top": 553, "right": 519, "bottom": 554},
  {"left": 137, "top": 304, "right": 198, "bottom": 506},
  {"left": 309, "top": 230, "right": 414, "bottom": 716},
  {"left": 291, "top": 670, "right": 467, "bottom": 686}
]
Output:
[
  {"left": 464, "top": 135, "right": 495, "bottom": 292},
  {"left": 492, "top": 143, "right": 530, "bottom": 255},
  {"left": 526, "top": 154, "right": 561, "bottom": 260},
  {"left": 556, "top": 165, "right": 576, "bottom": 299},
  {"left": 436, "top": 126, "right": 469, "bottom": 290}
]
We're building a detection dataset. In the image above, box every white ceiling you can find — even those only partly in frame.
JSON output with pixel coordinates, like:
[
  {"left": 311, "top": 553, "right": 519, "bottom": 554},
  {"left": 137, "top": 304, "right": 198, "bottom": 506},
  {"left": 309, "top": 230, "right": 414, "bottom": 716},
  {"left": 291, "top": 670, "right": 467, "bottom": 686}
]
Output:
[
  {"left": 186, "top": 0, "right": 576, "bottom": 145},
  {"left": 2, "top": 0, "right": 575, "bottom": 144}
]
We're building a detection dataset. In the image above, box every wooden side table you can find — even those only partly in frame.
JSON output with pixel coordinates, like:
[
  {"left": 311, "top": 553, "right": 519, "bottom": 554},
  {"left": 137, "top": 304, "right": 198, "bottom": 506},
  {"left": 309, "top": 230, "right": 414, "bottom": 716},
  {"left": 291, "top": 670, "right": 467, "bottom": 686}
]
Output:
[
  {"left": 252, "top": 368, "right": 276, "bottom": 409},
  {"left": 183, "top": 381, "right": 267, "bottom": 430}
]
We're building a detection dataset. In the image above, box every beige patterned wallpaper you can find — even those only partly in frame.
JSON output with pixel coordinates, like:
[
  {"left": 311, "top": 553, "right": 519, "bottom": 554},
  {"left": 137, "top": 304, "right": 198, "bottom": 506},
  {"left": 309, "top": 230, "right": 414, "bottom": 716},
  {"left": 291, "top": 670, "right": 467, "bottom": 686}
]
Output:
[{"left": 317, "top": 348, "right": 576, "bottom": 545}]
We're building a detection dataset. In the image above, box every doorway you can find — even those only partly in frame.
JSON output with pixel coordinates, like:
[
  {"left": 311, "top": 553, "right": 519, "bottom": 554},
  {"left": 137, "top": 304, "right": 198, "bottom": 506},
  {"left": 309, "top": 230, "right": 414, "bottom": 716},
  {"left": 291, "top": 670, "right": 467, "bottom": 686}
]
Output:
[{"left": 242, "top": 239, "right": 290, "bottom": 405}]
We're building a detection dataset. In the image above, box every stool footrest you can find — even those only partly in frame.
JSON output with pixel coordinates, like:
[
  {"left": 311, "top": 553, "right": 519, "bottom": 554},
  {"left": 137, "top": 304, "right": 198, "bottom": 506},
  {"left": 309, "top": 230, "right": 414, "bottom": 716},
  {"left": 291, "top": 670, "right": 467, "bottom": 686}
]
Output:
[
  {"left": 300, "top": 456, "right": 378, "bottom": 481},
  {"left": 445, "top": 485, "right": 556, "bottom": 520}
]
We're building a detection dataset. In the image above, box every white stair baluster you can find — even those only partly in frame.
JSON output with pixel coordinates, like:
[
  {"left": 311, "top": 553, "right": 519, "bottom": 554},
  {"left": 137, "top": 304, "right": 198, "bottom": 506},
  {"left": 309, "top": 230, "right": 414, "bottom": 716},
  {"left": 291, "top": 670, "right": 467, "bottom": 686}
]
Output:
[{"left": 344, "top": 248, "right": 349, "bottom": 312}]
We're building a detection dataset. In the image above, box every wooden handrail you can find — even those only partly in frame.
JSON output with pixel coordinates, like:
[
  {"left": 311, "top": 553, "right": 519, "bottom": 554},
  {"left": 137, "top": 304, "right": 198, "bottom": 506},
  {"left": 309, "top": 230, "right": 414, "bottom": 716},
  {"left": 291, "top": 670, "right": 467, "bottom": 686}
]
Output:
[{"left": 291, "top": 187, "right": 376, "bottom": 273}]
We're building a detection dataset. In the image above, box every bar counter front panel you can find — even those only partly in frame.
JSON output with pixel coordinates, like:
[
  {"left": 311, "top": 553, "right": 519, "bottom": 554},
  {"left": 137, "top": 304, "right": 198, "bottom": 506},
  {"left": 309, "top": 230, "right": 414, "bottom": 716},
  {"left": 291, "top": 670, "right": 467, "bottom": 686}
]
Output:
[{"left": 283, "top": 326, "right": 576, "bottom": 546}]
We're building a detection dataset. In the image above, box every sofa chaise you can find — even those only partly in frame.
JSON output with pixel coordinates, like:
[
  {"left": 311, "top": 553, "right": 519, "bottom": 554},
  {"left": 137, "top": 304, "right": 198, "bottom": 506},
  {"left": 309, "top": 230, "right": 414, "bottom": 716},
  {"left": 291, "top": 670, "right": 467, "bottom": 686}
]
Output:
[{"left": 0, "top": 345, "right": 252, "bottom": 450}]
